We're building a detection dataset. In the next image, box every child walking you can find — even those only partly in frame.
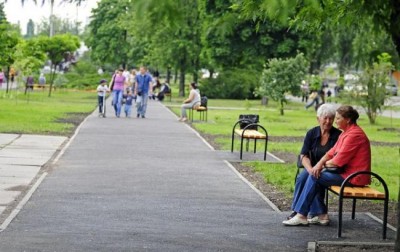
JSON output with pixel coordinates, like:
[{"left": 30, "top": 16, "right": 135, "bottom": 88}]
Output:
[
  {"left": 124, "top": 90, "right": 134, "bottom": 117},
  {"left": 97, "top": 79, "right": 110, "bottom": 117}
]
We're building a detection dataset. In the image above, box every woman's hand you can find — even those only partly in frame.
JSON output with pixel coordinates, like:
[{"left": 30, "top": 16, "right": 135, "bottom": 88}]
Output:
[{"left": 311, "top": 165, "right": 323, "bottom": 179}]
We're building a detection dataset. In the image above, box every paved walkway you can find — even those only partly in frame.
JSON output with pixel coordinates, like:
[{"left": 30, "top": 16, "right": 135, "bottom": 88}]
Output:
[{"left": 0, "top": 100, "right": 396, "bottom": 251}]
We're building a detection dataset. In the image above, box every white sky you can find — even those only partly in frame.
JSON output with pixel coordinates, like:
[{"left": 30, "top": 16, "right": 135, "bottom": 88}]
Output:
[{"left": 3, "top": 0, "right": 99, "bottom": 34}]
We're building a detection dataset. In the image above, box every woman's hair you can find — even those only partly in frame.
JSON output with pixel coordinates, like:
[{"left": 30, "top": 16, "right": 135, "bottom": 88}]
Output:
[
  {"left": 190, "top": 82, "right": 197, "bottom": 89},
  {"left": 317, "top": 104, "right": 336, "bottom": 118},
  {"left": 336, "top": 105, "right": 359, "bottom": 124}
]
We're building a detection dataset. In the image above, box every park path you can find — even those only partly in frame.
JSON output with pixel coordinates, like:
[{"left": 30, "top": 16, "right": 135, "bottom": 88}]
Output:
[{"left": 0, "top": 99, "right": 395, "bottom": 251}]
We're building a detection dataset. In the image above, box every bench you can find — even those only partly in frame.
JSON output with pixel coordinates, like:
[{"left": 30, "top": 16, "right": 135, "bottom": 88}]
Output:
[
  {"left": 189, "top": 96, "right": 208, "bottom": 122},
  {"left": 164, "top": 88, "right": 172, "bottom": 102},
  {"left": 231, "top": 120, "right": 268, "bottom": 160},
  {"left": 325, "top": 171, "right": 389, "bottom": 239}
]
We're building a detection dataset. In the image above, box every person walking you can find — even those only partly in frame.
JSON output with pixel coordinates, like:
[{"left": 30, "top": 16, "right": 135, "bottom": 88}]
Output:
[
  {"left": 96, "top": 79, "right": 110, "bottom": 117},
  {"left": 123, "top": 90, "right": 134, "bottom": 117},
  {"left": 110, "top": 69, "right": 127, "bottom": 118},
  {"left": 134, "top": 66, "right": 153, "bottom": 118}
]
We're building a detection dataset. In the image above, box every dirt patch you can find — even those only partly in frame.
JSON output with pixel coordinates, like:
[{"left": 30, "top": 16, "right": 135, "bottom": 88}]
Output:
[{"left": 54, "top": 112, "right": 91, "bottom": 136}]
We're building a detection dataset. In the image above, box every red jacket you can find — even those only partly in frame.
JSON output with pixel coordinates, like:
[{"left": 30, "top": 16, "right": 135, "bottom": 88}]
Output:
[{"left": 327, "top": 124, "right": 371, "bottom": 186}]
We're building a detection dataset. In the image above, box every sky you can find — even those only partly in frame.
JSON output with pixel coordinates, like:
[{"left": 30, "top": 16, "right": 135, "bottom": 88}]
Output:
[{"left": 3, "top": 0, "right": 99, "bottom": 34}]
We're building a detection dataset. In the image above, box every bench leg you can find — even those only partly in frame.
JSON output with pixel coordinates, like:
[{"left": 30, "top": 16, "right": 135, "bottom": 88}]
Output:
[
  {"left": 240, "top": 137, "right": 244, "bottom": 160},
  {"left": 245, "top": 139, "right": 250, "bottom": 152},
  {"left": 254, "top": 139, "right": 257, "bottom": 153},
  {"left": 231, "top": 132, "right": 235, "bottom": 153},
  {"left": 338, "top": 193, "right": 344, "bottom": 238},
  {"left": 351, "top": 199, "right": 356, "bottom": 219},
  {"left": 263, "top": 137, "right": 267, "bottom": 161},
  {"left": 383, "top": 195, "right": 388, "bottom": 239}
]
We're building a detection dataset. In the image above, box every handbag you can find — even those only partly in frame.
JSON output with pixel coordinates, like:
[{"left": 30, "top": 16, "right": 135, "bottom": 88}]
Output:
[
  {"left": 239, "top": 114, "right": 259, "bottom": 130},
  {"left": 324, "top": 166, "right": 343, "bottom": 173}
]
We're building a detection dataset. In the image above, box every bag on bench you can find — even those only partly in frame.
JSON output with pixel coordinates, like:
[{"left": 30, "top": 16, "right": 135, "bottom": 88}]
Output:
[{"left": 239, "top": 114, "right": 259, "bottom": 130}]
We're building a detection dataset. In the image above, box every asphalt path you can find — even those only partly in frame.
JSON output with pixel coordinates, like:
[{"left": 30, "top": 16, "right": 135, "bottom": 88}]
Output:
[{"left": 0, "top": 100, "right": 395, "bottom": 251}]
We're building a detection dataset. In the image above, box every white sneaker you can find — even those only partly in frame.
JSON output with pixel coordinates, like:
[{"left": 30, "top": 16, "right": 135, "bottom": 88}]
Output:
[
  {"left": 282, "top": 215, "right": 309, "bottom": 226},
  {"left": 307, "top": 216, "right": 330, "bottom": 226}
]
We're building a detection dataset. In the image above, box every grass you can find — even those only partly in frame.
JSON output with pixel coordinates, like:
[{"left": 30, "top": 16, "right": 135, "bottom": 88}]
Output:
[
  {"left": 167, "top": 98, "right": 400, "bottom": 201},
  {"left": 0, "top": 89, "right": 97, "bottom": 135}
]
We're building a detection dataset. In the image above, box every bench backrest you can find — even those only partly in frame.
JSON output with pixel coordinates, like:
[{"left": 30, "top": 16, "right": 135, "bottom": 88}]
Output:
[{"left": 239, "top": 114, "right": 259, "bottom": 130}]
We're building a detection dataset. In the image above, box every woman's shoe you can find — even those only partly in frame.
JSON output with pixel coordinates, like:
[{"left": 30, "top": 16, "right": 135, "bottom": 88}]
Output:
[
  {"left": 307, "top": 216, "right": 330, "bottom": 226},
  {"left": 282, "top": 215, "right": 309, "bottom": 226},
  {"left": 287, "top": 211, "right": 297, "bottom": 220}
]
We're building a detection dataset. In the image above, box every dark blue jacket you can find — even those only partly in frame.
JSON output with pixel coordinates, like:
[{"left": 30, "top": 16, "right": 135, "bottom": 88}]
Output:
[{"left": 300, "top": 126, "right": 342, "bottom": 165}]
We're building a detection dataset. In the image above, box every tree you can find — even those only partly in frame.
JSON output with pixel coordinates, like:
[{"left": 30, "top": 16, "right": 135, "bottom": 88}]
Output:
[
  {"left": 258, "top": 53, "right": 309, "bottom": 115},
  {"left": 36, "top": 16, "right": 80, "bottom": 36},
  {"left": 0, "top": 22, "right": 21, "bottom": 93},
  {"left": 39, "top": 34, "right": 80, "bottom": 96},
  {"left": 0, "top": 2, "right": 7, "bottom": 22},
  {"left": 132, "top": 0, "right": 202, "bottom": 97},
  {"left": 234, "top": 0, "right": 400, "bottom": 60},
  {"left": 344, "top": 53, "right": 392, "bottom": 124},
  {"left": 85, "top": 0, "right": 131, "bottom": 70},
  {"left": 13, "top": 38, "right": 47, "bottom": 94}
]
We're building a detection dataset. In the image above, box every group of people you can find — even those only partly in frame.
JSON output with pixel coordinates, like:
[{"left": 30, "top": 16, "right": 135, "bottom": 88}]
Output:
[
  {"left": 283, "top": 104, "right": 371, "bottom": 226},
  {"left": 302, "top": 80, "right": 333, "bottom": 110},
  {"left": 96, "top": 66, "right": 171, "bottom": 118}
]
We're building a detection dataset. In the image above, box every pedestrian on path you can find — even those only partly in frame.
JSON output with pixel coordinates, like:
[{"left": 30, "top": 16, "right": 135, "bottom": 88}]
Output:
[
  {"left": 135, "top": 66, "right": 153, "bottom": 118},
  {"left": 124, "top": 89, "right": 134, "bottom": 117},
  {"left": 178, "top": 82, "right": 201, "bottom": 122},
  {"left": 97, "top": 79, "right": 110, "bottom": 117},
  {"left": 110, "top": 69, "right": 127, "bottom": 118}
]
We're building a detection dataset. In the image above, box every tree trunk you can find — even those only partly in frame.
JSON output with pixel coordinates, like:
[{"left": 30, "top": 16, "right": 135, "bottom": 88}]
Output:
[
  {"left": 279, "top": 99, "right": 284, "bottom": 116},
  {"left": 174, "top": 68, "right": 178, "bottom": 84},
  {"left": 179, "top": 68, "right": 185, "bottom": 97},
  {"left": 166, "top": 66, "right": 171, "bottom": 83},
  {"left": 48, "top": 64, "right": 57, "bottom": 97},
  {"left": 5, "top": 66, "right": 10, "bottom": 94}
]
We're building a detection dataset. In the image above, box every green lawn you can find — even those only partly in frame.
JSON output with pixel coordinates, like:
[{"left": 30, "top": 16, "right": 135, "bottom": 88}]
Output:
[
  {"left": 167, "top": 98, "right": 400, "bottom": 201},
  {"left": 0, "top": 89, "right": 97, "bottom": 135}
]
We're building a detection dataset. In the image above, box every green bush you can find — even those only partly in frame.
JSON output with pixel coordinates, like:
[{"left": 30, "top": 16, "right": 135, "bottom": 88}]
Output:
[
  {"left": 199, "top": 68, "right": 260, "bottom": 99},
  {"left": 64, "top": 72, "right": 110, "bottom": 89}
]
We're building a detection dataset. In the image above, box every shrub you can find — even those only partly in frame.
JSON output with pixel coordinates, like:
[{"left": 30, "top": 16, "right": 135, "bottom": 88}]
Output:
[{"left": 199, "top": 68, "right": 259, "bottom": 99}]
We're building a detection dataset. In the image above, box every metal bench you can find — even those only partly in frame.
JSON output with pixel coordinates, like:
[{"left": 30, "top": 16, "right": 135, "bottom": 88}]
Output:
[
  {"left": 231, "top": 120, "right": 268, "bottom": 160},
  {"left": 326, "top": 171, "right": 389, "bottom": 239}
]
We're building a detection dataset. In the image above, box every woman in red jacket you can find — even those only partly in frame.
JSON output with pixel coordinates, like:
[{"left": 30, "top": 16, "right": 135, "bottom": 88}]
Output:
[{"left": 283, "top": 105, "right": 371, "bottom": 226}]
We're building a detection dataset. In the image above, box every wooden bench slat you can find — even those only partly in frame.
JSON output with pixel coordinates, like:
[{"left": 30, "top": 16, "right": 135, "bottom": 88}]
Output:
[
  {"left": 196, "top": 106, "right": 207, "bottom": 111},
  {"left": 329, "top": 185, "right": 385, "bottom": 198},
  {"left": 234, "top": 129, "right": 266, "bottom": 139}
]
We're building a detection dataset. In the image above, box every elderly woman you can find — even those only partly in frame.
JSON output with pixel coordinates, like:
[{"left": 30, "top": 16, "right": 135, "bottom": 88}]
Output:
[
  {"left": 287, "top": 104, "right": 342, "bottom": 221},
  {"left": 283, "top": 105, "right": 371, "bottom": 226},
  {"left": 178, "top": 82, "right": 200, "bottom": 122}
]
